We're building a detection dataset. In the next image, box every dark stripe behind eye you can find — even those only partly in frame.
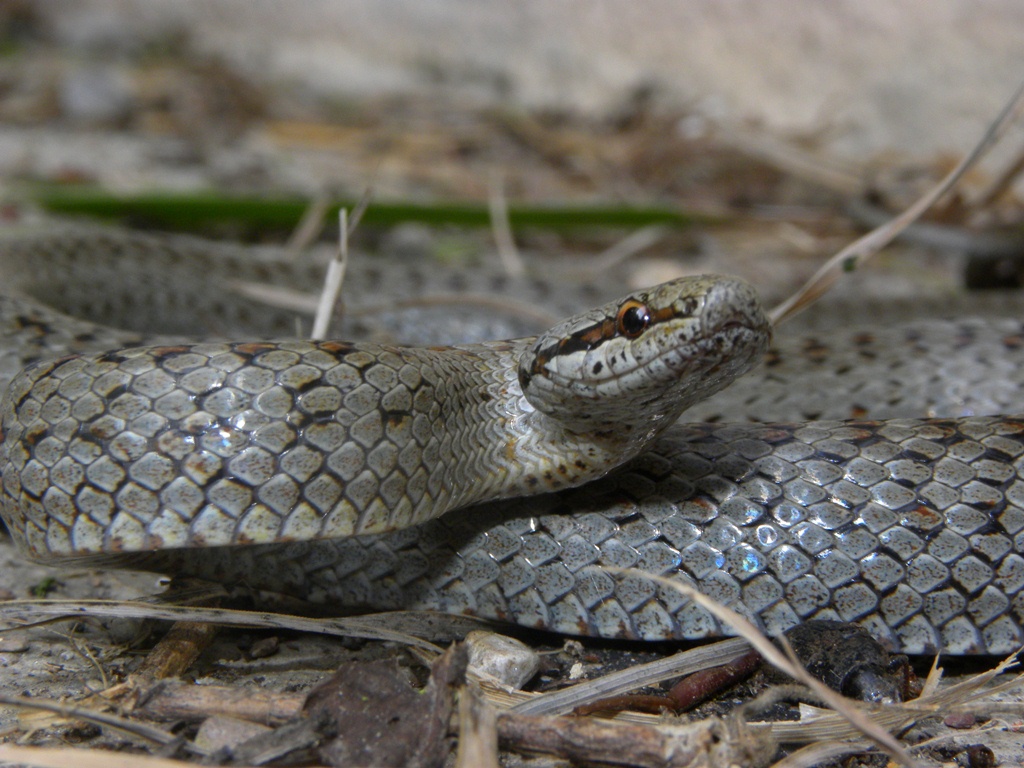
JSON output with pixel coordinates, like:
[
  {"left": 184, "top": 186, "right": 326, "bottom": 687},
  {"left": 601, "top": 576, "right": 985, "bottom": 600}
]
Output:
[
  {"left": 529, "top": 304, "right": 682, "bottom": 375},
  {"left": 530, "top": 318, "right": 615, "bottom": 374}
]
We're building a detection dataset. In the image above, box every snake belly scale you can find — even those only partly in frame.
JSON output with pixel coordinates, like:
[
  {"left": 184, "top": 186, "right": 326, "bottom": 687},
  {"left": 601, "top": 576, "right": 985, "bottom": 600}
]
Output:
[{"left": 2, "top": 228, "right": 1024, "bottom": 655}]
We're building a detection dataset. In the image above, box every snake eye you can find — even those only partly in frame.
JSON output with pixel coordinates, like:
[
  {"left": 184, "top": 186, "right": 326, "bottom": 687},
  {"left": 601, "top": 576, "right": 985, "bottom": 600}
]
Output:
[{"left": 616, "top": 300, "right": 651, "bottom": 338}]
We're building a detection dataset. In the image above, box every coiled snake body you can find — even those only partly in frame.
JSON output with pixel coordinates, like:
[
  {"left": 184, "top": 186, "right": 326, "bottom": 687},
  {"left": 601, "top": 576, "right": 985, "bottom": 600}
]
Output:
[{"left": 2, "top": 228, "right": 1024, "bottom": 655}]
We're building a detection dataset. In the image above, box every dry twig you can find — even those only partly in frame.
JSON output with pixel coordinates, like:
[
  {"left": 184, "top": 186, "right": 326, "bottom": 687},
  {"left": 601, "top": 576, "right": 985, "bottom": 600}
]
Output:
[
  {"left": 487, "top": 169, "right": 525, "bottom": 278},
  {"left": 771, "top": 79, "right": 1024, "bottom": 325},
  {"left": 310, "top": 188, "right": 373, "bottom": 340}
]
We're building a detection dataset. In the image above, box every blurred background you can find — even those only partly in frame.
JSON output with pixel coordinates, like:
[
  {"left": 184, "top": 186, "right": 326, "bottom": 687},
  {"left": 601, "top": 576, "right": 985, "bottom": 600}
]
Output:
[{"left": 1, "top": 1, "right": 1023, "bottom": 303}]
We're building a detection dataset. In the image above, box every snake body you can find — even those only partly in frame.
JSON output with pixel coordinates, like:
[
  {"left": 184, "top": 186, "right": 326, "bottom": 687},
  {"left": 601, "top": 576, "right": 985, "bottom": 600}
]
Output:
[{"left": 2, "top": 227, "right": 1024, "bottom": 655}]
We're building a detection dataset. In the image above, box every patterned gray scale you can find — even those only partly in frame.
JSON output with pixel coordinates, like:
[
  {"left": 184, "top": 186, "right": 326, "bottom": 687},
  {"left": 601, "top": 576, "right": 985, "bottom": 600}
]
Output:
[
  {"left": 0, "top": 226, "right": 606, "bottom": 344},
  {"left": 688, "top": 318, "right": 1024, "bottom": 423},
  {"left": 163, "top": 416, "right": 1024, "bottom": 655},
  {"left": 4, "top": 225, "right": 1024, "bottom": 654},
  {"left": 0, "top": 337, "right": 545, "bottom": 555}
]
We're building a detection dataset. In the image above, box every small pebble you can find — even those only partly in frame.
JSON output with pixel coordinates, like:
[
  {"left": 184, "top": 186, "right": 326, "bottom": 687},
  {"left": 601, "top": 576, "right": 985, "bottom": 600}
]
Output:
[
  {"left": 943, "top": 712, "right": 978, "bottom": 729},
  {"left": 464, "top": 630, "right": 540, "bottom": 689},
  {"left": 195, "top": 715, "right": 272, "bottom": 753},
  {"left": 0, "top": 636, "right": 29, "bottom": 653},
  {"left": 248, "top": 636, "right": 280, "bottom": 659}
]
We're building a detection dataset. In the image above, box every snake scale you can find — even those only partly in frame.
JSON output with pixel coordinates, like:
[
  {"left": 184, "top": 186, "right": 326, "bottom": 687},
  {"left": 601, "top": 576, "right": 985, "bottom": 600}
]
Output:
[{"left": 3, "top": 227, "right": 1024, "bottom": 655}]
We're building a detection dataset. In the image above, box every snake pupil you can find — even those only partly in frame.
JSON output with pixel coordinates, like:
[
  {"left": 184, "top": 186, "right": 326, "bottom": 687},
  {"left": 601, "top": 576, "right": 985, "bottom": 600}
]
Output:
[{"left": 617, "top": 301, "right": 651, "bottom": 338}]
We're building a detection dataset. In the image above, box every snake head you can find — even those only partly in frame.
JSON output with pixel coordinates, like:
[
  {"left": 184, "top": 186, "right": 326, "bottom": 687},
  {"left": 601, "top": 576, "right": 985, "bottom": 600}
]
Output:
[{"left": 518, "top": 275, "right": 771, "bottom": 439}]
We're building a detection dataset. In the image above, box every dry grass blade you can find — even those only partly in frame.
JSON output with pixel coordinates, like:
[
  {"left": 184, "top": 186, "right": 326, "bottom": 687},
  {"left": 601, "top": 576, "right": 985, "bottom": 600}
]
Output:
[
  {"left": 591, "top": 224, "right": 668, "bottom": 272},
  {"left": 971, "top": 141, "right": 1024, "bottom": 211},
  {"left": 347, "top": 183, "right": 374, "bottom": 233},
  {"left": 231, "top": 280, "right": 562, "bottom": 328},
  {"left": 0, "top": 745, "right": 208, "bottom": 768},
  {"left": 770, "top": 78, "right": 1024, "bottom": 326},
  {"left": 919, "top": 653, "right": 944, "bottom": 698},
  {"left": 311, "top": 207, "right": 349, "bottom": 339},
  {"left": 488, "top": 169, "right": 525, "bottom": 278},
  {"left": 766, "top": 659, "right": 1022, "bottom": 744},
  {"left": 919, "top": 651, "right": 1021, "bottom": 704},
  {"left": 508, "top": 636, "right": 750, "bottom": 716},
  {"left": 309, "top": 187, "right": 373, "bottom": 340},
  {"left": 285, "top": 191, "right": 333, "bottom": 258},
  {"left": 0, "top": 694, "right": 205, "bottom": 755},
  {"left": 768, "top": 740, "right": 868, "bottom": 768},
  {"left": 0, "top": 599, "right": 445, "bottom": 652},
  {"left": 720, "top": 125, "right": 864, "bottom": 196},
  {"left": 228, "top": 280, "right": 324, "bottom": 314}
]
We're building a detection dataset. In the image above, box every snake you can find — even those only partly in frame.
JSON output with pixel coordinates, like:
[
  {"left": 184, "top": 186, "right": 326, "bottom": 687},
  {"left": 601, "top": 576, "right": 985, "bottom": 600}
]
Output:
[{"left": 2, "top": 226, "right": 1024, "bottom": 656}]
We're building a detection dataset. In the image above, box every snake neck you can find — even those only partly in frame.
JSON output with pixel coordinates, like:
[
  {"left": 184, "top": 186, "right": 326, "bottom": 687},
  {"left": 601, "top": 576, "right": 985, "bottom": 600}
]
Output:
[{"left": 433, "top": 340, "right": 660, "bottom": 513}]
